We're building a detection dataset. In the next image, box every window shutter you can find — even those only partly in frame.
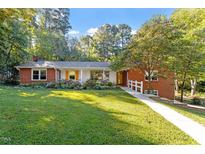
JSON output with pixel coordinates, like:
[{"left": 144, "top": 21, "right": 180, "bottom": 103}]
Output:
[
  {"left": 75, "top": 70, "right": 79, "bottom": 80},
  {"left": 66, "top": 70, "right": 69, "bottom": 80}
]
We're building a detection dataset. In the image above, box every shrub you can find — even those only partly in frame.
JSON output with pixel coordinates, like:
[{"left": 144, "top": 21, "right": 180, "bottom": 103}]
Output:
[
  {"left": 83, "top": 79, "right": 115, "bottom": 90},
  {"left": 60, "top": 80, "right": 82, "bottom": 89},
  {"left": 32, "top": 82, "right": 47, "bottom": 88},
  {"left": 2, "top": 79, "right": 20, "bottom": 85},
  {"left": 107, "top": 81, "right": 113, "bottom": 87},
  {"left": 20, "top": 79, "right": 115, "bottom": 90},
  {"left": 46, "top": 82, "right": 57, "bottom": 89},
  {"left": 191, "top": 97, "right": 201, "bottom": 105},
  {"left": 83, "top": 79, "right": 97, "bottom": 89},
  {"left": 197, "top": 81, "right": 205, "bottom": 92}
]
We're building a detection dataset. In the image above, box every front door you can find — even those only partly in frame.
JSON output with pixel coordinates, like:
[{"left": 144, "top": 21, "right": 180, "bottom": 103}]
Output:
[{"left": 117, "top": 72, "right": 123, "bottom": 85}]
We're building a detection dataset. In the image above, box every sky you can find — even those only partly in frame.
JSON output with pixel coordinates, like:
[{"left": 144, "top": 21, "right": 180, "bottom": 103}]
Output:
[{"left": 69, "top": 8, "right": 175, "bottom": 37}]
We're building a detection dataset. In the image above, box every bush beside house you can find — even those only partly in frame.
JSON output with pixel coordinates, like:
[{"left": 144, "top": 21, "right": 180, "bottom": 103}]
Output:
[{"left": 19, "top": 79, "right": 116, "bottom": 90}]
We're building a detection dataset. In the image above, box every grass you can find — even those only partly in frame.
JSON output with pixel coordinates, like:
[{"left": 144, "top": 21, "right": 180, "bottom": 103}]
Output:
[
  {"left": 0, "top": 85, "right": 197, "bottom": 144},
  {"left": 152, "top": 98, "right": 205, "bottom": 127}
]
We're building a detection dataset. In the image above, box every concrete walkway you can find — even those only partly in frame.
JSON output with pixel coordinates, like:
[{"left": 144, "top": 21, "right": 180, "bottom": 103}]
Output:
[{"left": 121, "top": 87, "right": 205, "bottom": 145}]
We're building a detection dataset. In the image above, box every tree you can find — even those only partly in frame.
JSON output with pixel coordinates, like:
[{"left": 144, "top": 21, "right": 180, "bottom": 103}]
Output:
[
  {"left": 170, "top": 9, "right": 205, "bottom": 101},
  {"left": 76, "top": 35, "right": 98, "bottom": 61},
  {"left": 116, "top": 15, "right": 177, "bottom": 93},
  {"left": 64, "top": 37, "right": 83, "bottom": 61},
  {"left": 40, "top": 8, "right": 71, "bottom": 35},
  {"left": 30, "top": 8, "right": 71, "bottom": 61},
  {"left": 0, "top": 9, "right": 36, "bottom": 82},
  {"left": 92, "top": 24, "right": 132, "bottom": 62},
  {"left": 116, "top": 24, "right": 132, "bottom": 49}
]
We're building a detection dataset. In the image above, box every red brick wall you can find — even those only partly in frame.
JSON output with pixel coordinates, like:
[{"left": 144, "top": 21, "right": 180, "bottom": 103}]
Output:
[
  {"left": 19, "top": 68, "right": 56, "bottom": 84},
  {"left": 127, "top": 69, "right": 175, "bottom": 100}
]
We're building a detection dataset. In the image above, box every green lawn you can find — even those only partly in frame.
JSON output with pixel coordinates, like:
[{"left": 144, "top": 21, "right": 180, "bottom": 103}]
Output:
[
  {"left": 0, "top": 86, "right": 197, "bottom": 144},
  {"left": 154, "top": 98, "right": 205, "bottom": 127}
]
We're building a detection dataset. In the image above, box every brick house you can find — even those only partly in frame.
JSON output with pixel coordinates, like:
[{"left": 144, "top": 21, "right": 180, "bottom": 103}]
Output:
[{"left": 16, "top": 60, "right": 175, "bottom": 100}]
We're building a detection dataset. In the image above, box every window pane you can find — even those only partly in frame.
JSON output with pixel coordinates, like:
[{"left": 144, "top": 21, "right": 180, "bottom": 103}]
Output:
[
  {"left": 69, "top": 71, "right": 76, "bottom": 80},
  {"left": 33, "top": 70, "right": 39, "bottom": 80},
  {"left": 40, "top": 70, "right": 46, "bottom": 80},
  {"left": 153, "top": 90, "right": 158, "bottom": 95},
  {"left": 144, "top": 71, "right": 158, "bottom": 81},
  {"left": 145, "top": 75, "right": 149, "bottom": 81},
  {"left": 151, "top": 72, "right": 158, "bottom": 81},
  {"left": 69, "top": 75, "right": 75, "bottom": 80},
  {"left": 91, "top": 70, "right": 103, "bottom": 80}
]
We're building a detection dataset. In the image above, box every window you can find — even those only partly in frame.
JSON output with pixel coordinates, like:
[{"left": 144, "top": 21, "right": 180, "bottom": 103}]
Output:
[
  {"left": 40, "top": 70, "right": 46, "bottom": 80},
  {"left": 69, "top": 71, "right": 76, "bottom": 80},
  {"left": 33, "top": 70, "right": 39, "bottom": 80},
  {"left": 104, "top": 71, "right": 109, "bottom": 80},
  {"left": 32, "top": 69, "right": 47, "bottom": 80},
  {"left": 91, "top": 70, "right": 103, "bottom": 80},
  {"left": 144, "top": 90, "right": 158, "bottom": 96},
  {"left": 144, "top": 70, "right": 158, "bottom": 81}
]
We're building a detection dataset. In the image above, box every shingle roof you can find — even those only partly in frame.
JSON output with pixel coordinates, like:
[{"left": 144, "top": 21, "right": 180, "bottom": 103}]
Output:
[{"left": 16, "top": 61, "right": 111, "bottom": 69}]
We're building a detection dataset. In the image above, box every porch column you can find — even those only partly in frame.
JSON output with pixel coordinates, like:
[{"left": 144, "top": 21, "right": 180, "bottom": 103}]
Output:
[
  {"left": 80, "top": 69, "right": 83, "bottom": 83},
  {"left": 103, "top": 69, "right": 105, "bottom": 80},
  {"left": 55, "top": 68, "right": 57, "bottom": 82}
]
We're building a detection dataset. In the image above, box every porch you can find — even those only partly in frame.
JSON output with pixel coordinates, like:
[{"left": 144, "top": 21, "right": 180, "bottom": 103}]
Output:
[{"left": 56, "top": 68, "right": 116, "bottom": 83}]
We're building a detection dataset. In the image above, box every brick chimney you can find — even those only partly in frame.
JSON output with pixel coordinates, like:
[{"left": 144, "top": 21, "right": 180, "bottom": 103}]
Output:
[{"left": 32, "top": 56, "right": 38, "bottom": 62}]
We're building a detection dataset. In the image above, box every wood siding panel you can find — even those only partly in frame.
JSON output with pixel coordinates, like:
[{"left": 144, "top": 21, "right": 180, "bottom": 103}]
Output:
[
  {"left": 65, "top": 70, "right": 69, "bottom": 80},
  {"left": 75, "top": 70, "right": 79, "bottom": 80}
]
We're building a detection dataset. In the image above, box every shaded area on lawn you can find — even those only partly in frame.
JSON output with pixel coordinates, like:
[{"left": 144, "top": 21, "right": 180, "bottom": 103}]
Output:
[{"left": 0, "top": 86, "right": 197, "bottom": 144}]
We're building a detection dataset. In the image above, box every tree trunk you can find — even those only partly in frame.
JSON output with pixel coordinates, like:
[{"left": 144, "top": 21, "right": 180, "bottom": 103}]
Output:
[
  {"left": 180, "top": 73, "right": 187, "bottom": 102},
  {"left": 175, "top": 79, "right": 179, "bottom": 93},
  {"left": 147, "top": 72, "right": 151, "bottom": 94},
  {"left": 190, "top": 78, "right": 197, "bottom": 97},
  {"left": 180, "top": 88, "right": 184, "bottom": 102}
]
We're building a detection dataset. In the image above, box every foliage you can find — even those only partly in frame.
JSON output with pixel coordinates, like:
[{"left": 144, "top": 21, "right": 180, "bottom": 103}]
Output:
[
  {"left": 0, "top": 9, "right": 36, "bottom": 81},
  {"left": 169, "top": 9, "right": 205, "bottom": 102},
  {"left": 197, "top": 81, "right": 205, "bottom": 92},
  {"left": 20, "top": 79, "right": 115, "bottom": 90},
  {"left": 83, "top": 79, "right": 115, "bottom": 90},
  {"left": 116, "top": 15, "right": 177, "bottom": 92},
  {"left": 30, "top": 8, "right": 72, "bottom": 61},
  {"left": 191, "top": 97, "right": 201, "bottom": 105},
  {"left": 0, "top": 85, "right": 197, "bottom": 144},
  {"left": 0, "top": 8, "right": 72, "bottom": 82},
  {"left": 91, "top": 24, "right": 132, "bottom": 62},
  {"left": 60, "top": 80, "right": 82, "bottom": 89},
  {"left": 83, "top": 79, "right": 97, "bottom": 89}
]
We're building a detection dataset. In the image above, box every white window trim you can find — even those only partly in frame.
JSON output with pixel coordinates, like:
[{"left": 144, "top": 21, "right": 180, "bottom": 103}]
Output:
[
  {"left": 144, "top": 70, "right": 158, "bottom": 82},
  {"left": 31, "top": 69, "right": 47, "bottom": 81}
]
